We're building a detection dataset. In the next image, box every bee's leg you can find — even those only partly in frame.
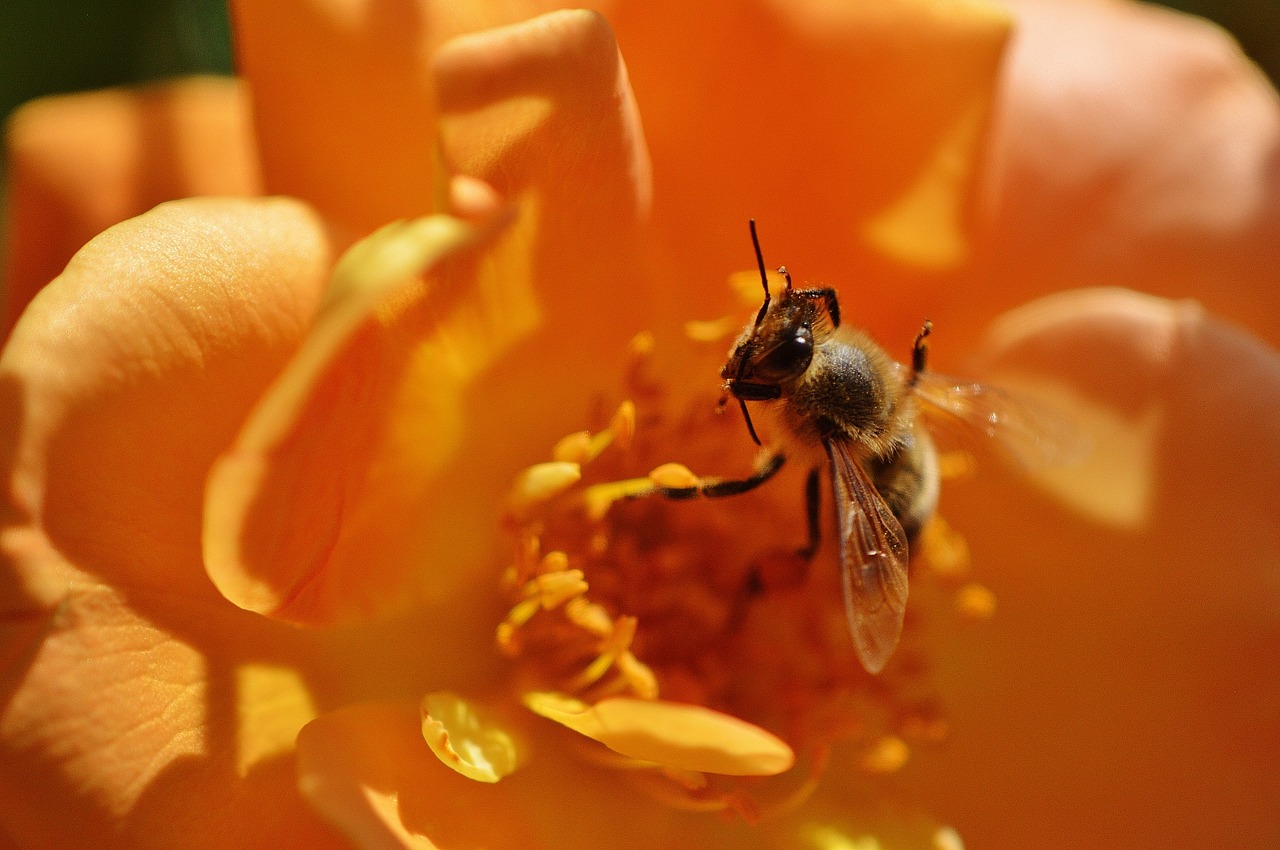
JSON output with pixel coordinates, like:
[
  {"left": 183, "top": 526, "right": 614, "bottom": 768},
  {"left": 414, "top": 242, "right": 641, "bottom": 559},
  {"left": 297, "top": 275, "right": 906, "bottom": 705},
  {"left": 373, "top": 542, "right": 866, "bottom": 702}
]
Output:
[
  {"left": 908, "top": 319, "right": 933, "bottom": 387},
  {"left": 653, "top": 453, "right": 786, "bottom": 500},
  {"left": 744, "top": 467, "right": 820, "bottom": 607},
  {"left": 798, "top": 467, "right": 821, "bottom": 560}
]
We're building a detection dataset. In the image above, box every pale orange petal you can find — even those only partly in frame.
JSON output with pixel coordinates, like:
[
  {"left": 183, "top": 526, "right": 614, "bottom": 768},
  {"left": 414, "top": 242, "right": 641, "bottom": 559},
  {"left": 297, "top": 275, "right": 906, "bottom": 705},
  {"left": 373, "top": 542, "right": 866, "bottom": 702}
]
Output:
[
  {"left": 607, "top": 0, "right": 1012, "bottom": 330},
  {"left": 435, "top": 9, "right": 654, "bottom": 333},
  {"left": 0, "top": 197, "right": 346, "bottom": 846},
  {"left": 298, "top": 702, "right": 539, "bottom": 850},
  {"left": 0, "top": 579, "right": 345, "bottom": 849},
  {"left": 232, "top": 0, "right": 575, "bottom": 237},
  {"left": 2, "top": 77, "right": 261, "bottom": 340},
  {"left": 2, "top": 197, "right": 330, "bottom": 597},
  {"left": 970, "top": 0, "right": 1280, "bottom": 347},
  {"left": 896, "top": 290, "right": 1280, "bottom": 848},
  {"left": 203, "top": 210, "right": 527, "bottom": 624},
  {"left": 420, "top": 691, "right": 530, "bottom": 782}
]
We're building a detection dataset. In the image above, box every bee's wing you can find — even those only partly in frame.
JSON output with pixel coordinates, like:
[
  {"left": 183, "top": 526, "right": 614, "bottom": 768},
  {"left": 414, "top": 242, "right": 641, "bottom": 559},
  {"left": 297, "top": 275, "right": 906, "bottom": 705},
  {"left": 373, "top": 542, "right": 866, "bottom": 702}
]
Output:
[
  {"left": 907, "top": 368, "right": 1086, "bottom": 470},
  {"left": 823, "top": 436, "right": 909, "bottom": 675}
]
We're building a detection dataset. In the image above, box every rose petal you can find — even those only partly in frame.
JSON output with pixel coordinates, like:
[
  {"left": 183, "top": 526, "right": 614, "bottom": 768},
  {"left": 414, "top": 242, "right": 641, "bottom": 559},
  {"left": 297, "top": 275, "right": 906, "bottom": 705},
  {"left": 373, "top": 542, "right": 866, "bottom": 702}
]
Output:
[
  {"left": 420, "top": 691, "right": 530, "bottom": 783},
  {"left": 522, "top": 691, "right": 795, "bottom": 776},
  {"left": 2, "top": 197, "right": 330, "bottom": 597},
  {"left": 203, "top": 210, "right": 523, "bottom": 624},
  {"left": 607, "top": 0, "right": 1011, "bottom": 327},
  {"left": 232, "top": 0, "right": 573, "bottom": 236},
  {"left": 435, "top": 9, "right": 654, "bottom": 330},
  {"left": 971, "top": 0, "right": 1280, "bottom": 346},
  {"left": 0, "top": 579, "right": 344, "bottom": 849},
  {"left": 898, "top": 290, "right": 1280, "bottom": 848},
  {"left": 2, "top": 77, "right": 261, "bottom": 340},
  {"left": 298, "top": 702, "right": 538, "bottom": 850}
]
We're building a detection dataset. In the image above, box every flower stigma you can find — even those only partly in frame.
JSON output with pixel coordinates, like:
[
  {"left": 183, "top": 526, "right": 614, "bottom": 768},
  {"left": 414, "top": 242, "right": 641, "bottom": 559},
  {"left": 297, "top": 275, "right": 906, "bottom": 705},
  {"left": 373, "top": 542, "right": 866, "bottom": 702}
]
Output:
[{"left": 498, "top": 322, "right": 985, "bottom": 819}]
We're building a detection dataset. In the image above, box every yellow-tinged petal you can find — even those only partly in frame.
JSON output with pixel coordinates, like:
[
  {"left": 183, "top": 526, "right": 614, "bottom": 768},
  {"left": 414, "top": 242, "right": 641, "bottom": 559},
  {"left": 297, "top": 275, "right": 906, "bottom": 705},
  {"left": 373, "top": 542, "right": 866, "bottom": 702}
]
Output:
[
  {"left": 522, "top": 692, "right": 794, "bottom": 776},
  {"left": 203, "top": 208, "right": 522, "bottom": 625},
  {"left": 298, "top": 702, "right": 538, "bottom": 850},
  {"left": 236, "top": 663, "right": 320, "bottom": 778},
  {"left": 232, "top": 0, "right": 569, "bottom": 236},
  {"left": 420, "top": 691, "right": 529, "bottom": 782}
]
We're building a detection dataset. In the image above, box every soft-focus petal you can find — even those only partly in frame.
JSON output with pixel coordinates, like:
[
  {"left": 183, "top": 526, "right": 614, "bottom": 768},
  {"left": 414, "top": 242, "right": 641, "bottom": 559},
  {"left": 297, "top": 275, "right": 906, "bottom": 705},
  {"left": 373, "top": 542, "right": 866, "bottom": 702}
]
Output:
[
  {"left": 232, "top": 0, "right": 571, "bottom": 236},
  {"left": 298, "top": 702, "right": 538, "bottom": 850},
  {"left": 2, "top": 77, "right": 261, "bottom": 339},
  {"left": 608, "top": 0, "right": 1012, "bottom": 330},
  {"left": 969, "top": 0, "right": 1280, "bottom": 345},
  {"left": 898, "top": 289, "right": 1280, "bottom": 848}
]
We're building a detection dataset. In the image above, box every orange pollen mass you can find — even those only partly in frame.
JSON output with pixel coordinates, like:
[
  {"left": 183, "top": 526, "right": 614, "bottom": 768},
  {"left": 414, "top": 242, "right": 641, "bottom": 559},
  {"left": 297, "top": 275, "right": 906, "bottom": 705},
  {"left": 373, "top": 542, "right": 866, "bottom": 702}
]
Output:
[{"left": 498, "top": 332, "right": 984, "bottom": 815}]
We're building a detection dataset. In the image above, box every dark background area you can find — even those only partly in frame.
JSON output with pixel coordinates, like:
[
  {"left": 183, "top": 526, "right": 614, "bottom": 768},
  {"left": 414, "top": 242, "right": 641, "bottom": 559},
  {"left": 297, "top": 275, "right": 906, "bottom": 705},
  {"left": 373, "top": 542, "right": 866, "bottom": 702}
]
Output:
[{"left": 0, "top": 0, "right": 1276, "bottom": 185}]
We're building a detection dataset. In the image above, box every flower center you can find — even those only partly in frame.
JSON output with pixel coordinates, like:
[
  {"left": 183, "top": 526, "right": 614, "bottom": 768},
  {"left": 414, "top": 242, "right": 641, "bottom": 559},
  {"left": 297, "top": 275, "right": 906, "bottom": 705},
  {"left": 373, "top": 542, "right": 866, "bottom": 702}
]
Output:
[{"left": 498, "top": 330, "right": 985, "bottom": 817}]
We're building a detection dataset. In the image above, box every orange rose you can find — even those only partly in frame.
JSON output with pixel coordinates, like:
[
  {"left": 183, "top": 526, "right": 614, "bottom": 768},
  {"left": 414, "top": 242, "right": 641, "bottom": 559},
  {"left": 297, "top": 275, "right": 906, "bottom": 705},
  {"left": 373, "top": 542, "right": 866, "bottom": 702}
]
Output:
[{"left": 2, "top": 1, "right": 1277, "bottom": 848}]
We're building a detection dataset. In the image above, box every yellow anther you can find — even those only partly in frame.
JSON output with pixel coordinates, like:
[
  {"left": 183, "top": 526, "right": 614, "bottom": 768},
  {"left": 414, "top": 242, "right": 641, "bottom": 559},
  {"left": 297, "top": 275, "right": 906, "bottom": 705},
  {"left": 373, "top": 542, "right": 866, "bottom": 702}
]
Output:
[
  {"left": 552, "top": 431, "right": 593, "bottom": 464},
  {"left": 954, "top": 583, "right": 997, "bottom": 623},
  {"left": 936, "top": 450, "right": 977, "bottom": 480},
  {"left": 610, "top": 401, "right": 636, "bottom": 452},
  {"left": 684, "top": 316, "right": 741, "bottom": 343},
  {"left": 537, "top": 550, "right": 570, "bottom": 575},
  {"left": 858, "top": 735, "right": 910, "bottom": 774},
  {"left": 616, "top": 651, "right": 659, "bottom": 700},
  {"left": 508, "top": 462, "right": 581, "bottom": 517},
  {"left": 565, "top": 597, "right": 616, "bottom": 638},
  {"left": 531, "top": 569, "right": 588, "bottom": 610},
  {"left": 628, "top": 331, "right": 656, "bottom": 358},
  {"left": 648, "top": 462, "right": 700, "bottom": 489},
  {"left": 919, "top": 516, "right": 971, "bottom": 581}
]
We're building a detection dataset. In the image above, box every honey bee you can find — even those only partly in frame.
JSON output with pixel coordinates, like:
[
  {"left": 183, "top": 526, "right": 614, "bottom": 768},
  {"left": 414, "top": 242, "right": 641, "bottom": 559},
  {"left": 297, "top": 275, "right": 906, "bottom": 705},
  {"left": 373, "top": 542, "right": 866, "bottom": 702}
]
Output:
[{"left": 661, "top": 221, "right": 1075, "bottom": 674}]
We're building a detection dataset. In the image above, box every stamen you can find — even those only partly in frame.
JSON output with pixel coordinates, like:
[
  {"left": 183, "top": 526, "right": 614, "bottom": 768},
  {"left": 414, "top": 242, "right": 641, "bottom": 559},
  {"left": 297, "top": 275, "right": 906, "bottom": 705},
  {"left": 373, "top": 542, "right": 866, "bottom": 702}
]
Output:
[
  {"left": 552, "top": 400, "right": 637, "bottom": 464},
  {"left": 918, "top": 516, "right": 971, "bottom": 582},
  {"left": 954, "top": 583, "right": 997, "bottom": 623},
  {"left": 497, "top": 330, "right": 975, "bottom": 820},
  {"left": 647, "top": 463, "right": 699, "bottom": 489},
  {"left": 507, "top": 462, "right": 581, "bottom": 517},
  {"left": 858, "top": 735, "right": 911, "bottom": 774},
  {"left": 581, "top": 477, "right": 661, "bottom": 520},
  {"left": 684, "top": 316, "right": 742, "bottom": 343}
]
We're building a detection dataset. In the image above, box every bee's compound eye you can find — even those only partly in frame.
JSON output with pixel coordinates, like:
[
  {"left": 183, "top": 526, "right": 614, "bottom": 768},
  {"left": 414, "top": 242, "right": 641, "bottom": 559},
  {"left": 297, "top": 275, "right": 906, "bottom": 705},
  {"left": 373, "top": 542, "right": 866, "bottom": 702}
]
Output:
[{"left": 755, "top": 325, "right": 813, "bottom": 382}]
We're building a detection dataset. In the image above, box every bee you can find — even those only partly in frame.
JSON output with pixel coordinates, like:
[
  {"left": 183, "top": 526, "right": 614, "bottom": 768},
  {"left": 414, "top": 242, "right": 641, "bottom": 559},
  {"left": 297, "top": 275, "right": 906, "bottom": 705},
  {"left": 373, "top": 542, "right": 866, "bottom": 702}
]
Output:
[{"left": 661, "top": 221, "right": 1074, "bottom": 674}]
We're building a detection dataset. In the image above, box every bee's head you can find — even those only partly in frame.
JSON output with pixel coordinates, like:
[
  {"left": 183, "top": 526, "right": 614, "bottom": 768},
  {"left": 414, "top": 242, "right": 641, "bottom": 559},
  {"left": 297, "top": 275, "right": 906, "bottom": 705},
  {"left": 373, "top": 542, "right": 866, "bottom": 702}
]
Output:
[{"left": 720, "top": 220, "right": 836, "bottom": 445}]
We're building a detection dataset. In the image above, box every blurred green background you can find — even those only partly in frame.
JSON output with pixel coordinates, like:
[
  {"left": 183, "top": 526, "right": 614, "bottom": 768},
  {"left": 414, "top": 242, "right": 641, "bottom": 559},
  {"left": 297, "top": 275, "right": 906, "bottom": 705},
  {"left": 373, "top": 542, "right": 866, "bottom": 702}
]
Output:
[{"left": 0, "top": 0, "right": 1277, "bottom": 183}]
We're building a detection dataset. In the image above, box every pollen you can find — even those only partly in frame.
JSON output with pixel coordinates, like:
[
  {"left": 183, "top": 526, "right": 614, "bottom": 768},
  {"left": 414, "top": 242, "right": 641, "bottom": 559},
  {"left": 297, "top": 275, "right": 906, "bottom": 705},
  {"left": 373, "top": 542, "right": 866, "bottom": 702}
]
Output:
[
  {"left": 498, "top": 334, "right": 973, "bottom": 819},
  {"left": 954, "top": 583, "right": 997, "bottom": 623}
]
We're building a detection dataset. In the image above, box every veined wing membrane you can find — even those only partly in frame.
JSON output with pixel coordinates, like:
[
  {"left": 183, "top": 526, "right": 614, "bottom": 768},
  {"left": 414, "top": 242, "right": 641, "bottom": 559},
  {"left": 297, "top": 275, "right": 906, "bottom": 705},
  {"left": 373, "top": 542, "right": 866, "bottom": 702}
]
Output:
[
  {"left": 823, "top": 437, "right": 909, "bottom": 674},
  {"left": 907, "top": 368, "right": 1086, "bottom": 470}
]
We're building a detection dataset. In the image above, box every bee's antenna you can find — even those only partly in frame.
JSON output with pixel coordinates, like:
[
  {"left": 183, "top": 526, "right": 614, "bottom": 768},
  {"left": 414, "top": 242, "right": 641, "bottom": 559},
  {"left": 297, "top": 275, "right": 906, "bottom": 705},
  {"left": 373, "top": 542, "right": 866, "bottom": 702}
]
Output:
[
  {"left": 749, "top": 219, "right": 770, "bottom": 329},
  {"left": 738, "top": 397, "right": 763, "bottom": 446}
]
